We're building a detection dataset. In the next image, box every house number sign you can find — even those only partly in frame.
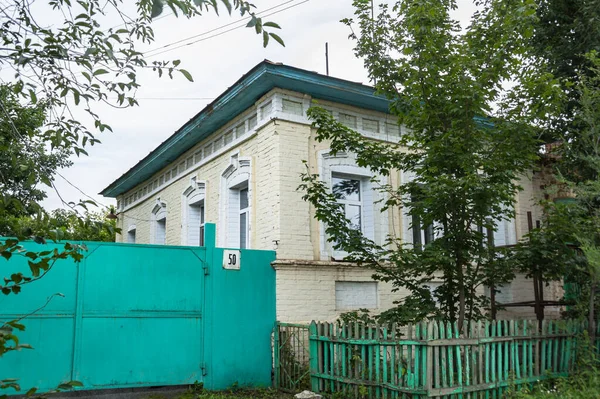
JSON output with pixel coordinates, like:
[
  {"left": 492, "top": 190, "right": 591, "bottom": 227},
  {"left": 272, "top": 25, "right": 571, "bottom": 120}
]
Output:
[{"left": 223, "top": 250, "right": 241, "bottom": 270}]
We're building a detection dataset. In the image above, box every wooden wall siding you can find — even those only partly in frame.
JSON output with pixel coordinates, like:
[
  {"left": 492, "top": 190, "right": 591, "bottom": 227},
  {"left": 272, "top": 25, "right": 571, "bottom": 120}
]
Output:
[{"left": 305, "top": 320, "right": 598, "bottom": 399}]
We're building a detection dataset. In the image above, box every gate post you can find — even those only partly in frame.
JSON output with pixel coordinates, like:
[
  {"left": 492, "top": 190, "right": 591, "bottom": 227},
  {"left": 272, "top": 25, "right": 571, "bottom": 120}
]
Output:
[{"left": 202, "top": 223, "right": 216, "bottom": 383}]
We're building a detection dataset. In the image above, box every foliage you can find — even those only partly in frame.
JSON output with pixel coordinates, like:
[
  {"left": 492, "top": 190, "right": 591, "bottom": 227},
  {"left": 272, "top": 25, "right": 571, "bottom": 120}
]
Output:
[
  {"left": 0, "top": 0, "right": 284, "bottom": 396},
  {"left": 519, "top": 52, "right": 600, "bottom": 322},
  {"left": 0, "top": 84, "right": 72, "bottom": 223},
  {"left": 531, "top": 0, "right": 600, "bottom": 140},
  {"left": 506, "top": 333, "right": 600, "bottom": 398},
  {"left": 0, "top": 0, "right": 282, "bottom": 158},
  {"left": 3, "top": 209, "right": 118, "bottom": 243},
  {"left": 300, "top": 0, "right": 560, "bottom": 328}
]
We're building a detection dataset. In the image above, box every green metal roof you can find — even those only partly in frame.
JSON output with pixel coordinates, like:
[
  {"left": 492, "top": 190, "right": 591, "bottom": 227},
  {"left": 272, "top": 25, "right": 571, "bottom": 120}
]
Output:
[{"left": 100, "top": 60, "right": 390, "bottom": 198}]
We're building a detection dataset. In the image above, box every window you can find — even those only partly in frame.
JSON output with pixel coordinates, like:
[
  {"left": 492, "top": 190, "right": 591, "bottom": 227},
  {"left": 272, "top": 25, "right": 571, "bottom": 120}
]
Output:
[
  {"left": 151, "top": 199, "right": 167, "bottom": 245},
  {"left": 363, "top": 118, "right": 380, "bottom": 133},
  {"left": 183, "top": 179, "right": 206, "bottom": 246},
  {"left": 235, "top": 122, "right": 245, "bottom": 138},
  {"left": 335, "top": 281, "right": 378, "bottom": 310},
  {"left": 214, "top": 137, "right": 223, "bottom": 152},
  {"left": 410, "top": 193, "right": 434, "bottom": 248},
  {"left": 127, "top": 225, "right": 136, "bottom": 243},
  {"left": 194, "top": 150, "right": 203, "bottom": 164},
  {"left": 385, "top": 122, "right": 401, "bottom": 141},
  {"left": 155, "top": 218, "right": 166, "bottom": 245},
  {"left": 260, "top": 101, "right": 272, "bottom": 117},
  {"left": 339, "top": 113, "right": 357, "bottom": 129},
  {"left": 319, "top": 151, "right": 387, "bottom": 260},
  {"left": 186, "top": 156, "right": 193, "bottom": 169},
  {"left": 248, "top": 114, "right": 257, "bottom": 130},
  {"left": 239, "top": 187, "right": 249, "bottom": 249},
  {"left": 224, "top": 130, "right": 234, "bottom": 145},
  {"left": 493, "top": 216, "right": 517, "bottom": 247},
  {"left": 332, "top": 174, "right": 362, "bottom": 232},
  {"left": 282, "top": 98, "right": 303, "bottom": 116},
  {"left": 188, "top": 200, "right": 205, "bottom": 246},
  {"left": 485, "top": 283, "right": 513, "bottom": 305},
  {"left": 204, "top": 143, "right": 213, "bottom": 157},
  {"left": 220, "top": 155, "right": 252, "bottom": 249}
]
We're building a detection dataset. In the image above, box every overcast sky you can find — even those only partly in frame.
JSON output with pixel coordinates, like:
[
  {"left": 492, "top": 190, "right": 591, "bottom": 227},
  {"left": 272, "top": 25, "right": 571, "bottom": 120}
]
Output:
[{"left": 41, "top": 0, "right": 476, "bottom": 212}]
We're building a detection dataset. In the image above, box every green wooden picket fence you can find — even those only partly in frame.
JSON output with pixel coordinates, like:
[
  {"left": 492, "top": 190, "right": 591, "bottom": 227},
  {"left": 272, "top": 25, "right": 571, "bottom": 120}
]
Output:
[{"left": 305, "top": 319, "right": 600, "bottom": 399}]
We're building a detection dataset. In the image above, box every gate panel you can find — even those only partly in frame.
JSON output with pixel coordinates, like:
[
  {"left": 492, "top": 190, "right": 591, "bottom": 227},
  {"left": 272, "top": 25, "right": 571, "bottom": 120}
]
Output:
[
  {"left": 75, "top": 243, "right": 205, "bottom": 388},
  {"left": 1, "top": 225, "right": 276, "bottom": 393}
]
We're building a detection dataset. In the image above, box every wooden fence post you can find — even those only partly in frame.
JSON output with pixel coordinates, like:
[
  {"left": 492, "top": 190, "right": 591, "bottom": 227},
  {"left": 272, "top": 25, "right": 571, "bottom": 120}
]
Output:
[{"left": 309, "top": 321, "right": 319, "bottom": 393}]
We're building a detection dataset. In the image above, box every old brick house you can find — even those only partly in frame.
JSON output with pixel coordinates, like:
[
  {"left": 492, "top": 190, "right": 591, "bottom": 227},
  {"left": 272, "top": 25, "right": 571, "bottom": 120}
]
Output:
[{"left": 101, "top": 60, "right": 558, "bottom": 322}]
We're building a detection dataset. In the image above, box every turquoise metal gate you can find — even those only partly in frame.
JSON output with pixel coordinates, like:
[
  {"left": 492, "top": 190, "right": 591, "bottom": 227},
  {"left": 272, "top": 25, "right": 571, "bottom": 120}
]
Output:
[{"left": 0, "top": 224, "right": 275, "bottom": 393}]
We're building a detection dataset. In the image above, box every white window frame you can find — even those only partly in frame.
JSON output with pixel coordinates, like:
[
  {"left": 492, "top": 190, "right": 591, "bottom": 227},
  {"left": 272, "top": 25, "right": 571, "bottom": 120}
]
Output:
[
  {"left": 332, "top": 173, "right": 364, "bottom": 232},
  {"left": 150, "top": 198, "right": 167, "bottom": 245},
  {"left": 318, "top": 150, "right": 387, "bottom": 261},
  {"left": 182, "top": 177, "right": 207, "bottom": 246},
  {"left": 401, "top": 171, "right": 441, "bottom": 248},
  {"left": 127, "top": 224, "right": 136, "bottom": 244},
  {"left": 238, "top": 186, "right": 250, "bottom": 249},
  {"left": 219, "top": 154, "right": 252, "bottom": 248}
]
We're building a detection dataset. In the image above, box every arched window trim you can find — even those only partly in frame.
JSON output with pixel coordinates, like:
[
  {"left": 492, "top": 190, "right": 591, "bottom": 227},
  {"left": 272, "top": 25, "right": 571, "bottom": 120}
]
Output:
[{"left": 150, "top": 198, "right": 167, "bottom": 244}]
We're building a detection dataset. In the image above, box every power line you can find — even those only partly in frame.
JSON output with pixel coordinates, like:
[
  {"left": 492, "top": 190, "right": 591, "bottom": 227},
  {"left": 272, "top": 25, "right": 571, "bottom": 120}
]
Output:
[
  {"left": 146, "top": 0, "right": 309, "bottom": 58},
  {"left": 143, "top": 0, "right": 298, "bottom": 57},
  {"left": 110, "top": 97, "right": 215, "bottom": 101}
]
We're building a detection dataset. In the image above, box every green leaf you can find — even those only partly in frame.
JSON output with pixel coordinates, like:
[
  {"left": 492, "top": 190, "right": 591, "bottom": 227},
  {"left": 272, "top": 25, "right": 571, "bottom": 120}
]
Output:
[
  {"left": 29, "top": 89, "right": 37, "bottom": 104},
  {"left": 263, "top": 22, "right": 281, "bottom": 29},
  {"left": 151, "top": 0, "right": 164, "bottom": 18},
  {"left": 262, "top": 31, "right": 269, "bottom": 48},
  {"left": 246, "top": 17, "right": 257, "bottom": 28},
  {"left": 93, "top": 69, "right": 109, "bottom": 76},
  {"left": 179, "top": 69, "right": 194, "bottom": 82},
  {"left": 269, "top": 33, "right": 285, "bottom": 47}
]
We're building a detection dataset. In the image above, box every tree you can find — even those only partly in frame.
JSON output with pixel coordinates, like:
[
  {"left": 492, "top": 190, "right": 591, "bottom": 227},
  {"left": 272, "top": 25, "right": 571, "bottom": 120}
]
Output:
[
  {"left": 0, "top": 85, "right": 72, "bottom": 234},
  {"left": 531, "top": 0, "right": 600, "bottom": 139},
  {"left": 0, "top": 1, "right": 283, "bottom": 395},
  {"left": 300, "top": 0, "right": 562, "bottom": 328},
  {"left": 4, "top": 209, "right": 118, "bottom": 242}
]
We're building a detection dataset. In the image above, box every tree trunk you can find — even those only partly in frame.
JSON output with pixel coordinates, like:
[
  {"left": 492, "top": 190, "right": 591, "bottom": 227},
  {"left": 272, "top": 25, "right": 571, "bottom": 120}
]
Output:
[
  {"left": 457, "top": 259, "right": 466, "bottom": 331},
  {"left": 589, "top": 281, "right": 596, "bottom": 345}
]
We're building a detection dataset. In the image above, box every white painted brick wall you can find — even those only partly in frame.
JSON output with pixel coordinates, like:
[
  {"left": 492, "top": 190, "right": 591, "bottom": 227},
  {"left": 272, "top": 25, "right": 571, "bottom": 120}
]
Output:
[
  {"left": 274, "top": 261, "right": 564, "bottom": 323},
  {"left": 114, "top": 88, "right": 561, "bottom": 324}
]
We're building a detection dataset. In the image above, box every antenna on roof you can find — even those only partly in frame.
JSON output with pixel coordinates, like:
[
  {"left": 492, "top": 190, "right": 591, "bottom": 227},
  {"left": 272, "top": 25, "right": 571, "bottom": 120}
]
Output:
[{"left": 325, "top": 42, "right": 330, "bottom": 76}]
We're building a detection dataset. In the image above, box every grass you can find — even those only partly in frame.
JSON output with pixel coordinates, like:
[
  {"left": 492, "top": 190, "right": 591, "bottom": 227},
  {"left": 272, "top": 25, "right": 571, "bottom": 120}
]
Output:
[{"left": 146, "top": 386, "right": 295, "bottom": 399}]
